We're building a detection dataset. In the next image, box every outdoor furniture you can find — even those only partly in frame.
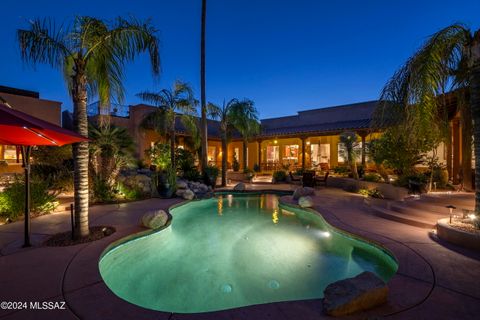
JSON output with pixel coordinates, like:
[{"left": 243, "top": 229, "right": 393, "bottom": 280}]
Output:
[
  {"left": 302, "top": 171, "right": 316, "bottom": 188},
  {"left": 315, "top": 171, "right": 329, "bottom": 187}
]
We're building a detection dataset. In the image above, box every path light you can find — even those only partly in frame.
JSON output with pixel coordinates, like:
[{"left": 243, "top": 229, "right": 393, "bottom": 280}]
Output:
[
  {"left": 468, "top": 214, "right": 477, "bottom": 221},
  {"left": 446, "top": 205, "right": 456, "bottom": 223}
]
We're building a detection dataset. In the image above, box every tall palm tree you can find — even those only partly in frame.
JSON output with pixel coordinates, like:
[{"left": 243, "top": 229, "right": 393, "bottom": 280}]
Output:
[
  {"left": 200, "top": 0, "right": 208, "bottom": 171},
  {"left": 208, "top": 99, "right": 249, "bottom": 186},
  {"left": 375, "top": 24, "right": 480, "bottom": 212},
  {"left": 18, "top": 17, "right": 160, "bottom": 238},
  {"left": 137, "top": 81, "right": 198, "bottom": 169},
  {"left": 228, "top": 99, "right": 260, "bottom": 171}
]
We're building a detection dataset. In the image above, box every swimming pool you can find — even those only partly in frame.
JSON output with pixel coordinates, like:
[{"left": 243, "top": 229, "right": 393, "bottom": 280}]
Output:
[{"left": 99, "top": 193, "right": 397, "bottom": 313}]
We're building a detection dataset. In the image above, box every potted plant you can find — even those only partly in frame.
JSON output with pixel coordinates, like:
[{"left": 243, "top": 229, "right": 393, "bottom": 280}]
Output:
[{"left": 157, "top": 165, "right": 177, "bottom": 198}]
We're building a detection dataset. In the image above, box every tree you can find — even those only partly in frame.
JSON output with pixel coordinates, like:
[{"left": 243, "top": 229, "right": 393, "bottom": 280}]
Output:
[
  {"left": 208, "top": 98, "right": 252, "bottom": 186},
  {"left": 374, "top": 24, "right": 480, "bottom": 212},
  {"left": 137, "top": 81, "right": 198, "bottom": 169},
  {"left": 89, "top": 125, "right": 135, "bottom": 188},
  {"left": 200, "top": 0, "right": 208, "bottom": 171},
  {"left": 18, "top": 17, "right": 160, "bottom": 237},
  {"left": 228, "top": 100, "right": 260, "bottom": 171},
  {"left": 339, "top": 132, "right": 359, "bottom": 180}
]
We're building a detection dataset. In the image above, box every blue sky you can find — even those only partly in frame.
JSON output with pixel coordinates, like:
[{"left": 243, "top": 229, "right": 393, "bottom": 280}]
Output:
[{"left": 0, "top": 0, "right": 479, "bottom": 118}]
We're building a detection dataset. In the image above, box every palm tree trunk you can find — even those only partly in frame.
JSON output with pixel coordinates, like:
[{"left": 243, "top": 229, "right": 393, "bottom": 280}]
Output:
[
  {"left": 243, "top": 139, "right": 248, "bottom": 170},
  {"left": 200, "top": 0, "right": 208, "bottom": 171},
  {"left": 461, "top": 102, "right": 473, "bottom": 191},
  {"left": 470, "top": 32, "right": 480, "bottom": 213},
  {"left": 221, "top": 136, "right": 227, "bottom": 186},
  {"left": 72, "top": 64, "right": 89, "bottom": 238}
]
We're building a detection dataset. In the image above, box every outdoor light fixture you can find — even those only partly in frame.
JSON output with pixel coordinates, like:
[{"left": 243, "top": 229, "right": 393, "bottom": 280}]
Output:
[
  {"left": 468, "top": 214, "right": 477, "bottom": 221},
  {"left": 306, "top": 141, "right": 311, "bottom": 145},
  {"left": 274, "top": 140, "right": 278, "bottom": 144},
  {"left": 446, "top": 205, "right": 456, "bottom": 223}
]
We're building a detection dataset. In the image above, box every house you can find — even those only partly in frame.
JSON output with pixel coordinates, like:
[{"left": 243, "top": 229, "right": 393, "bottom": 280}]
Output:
[{"left": 0, "top": 86, "right": 62, "bottom": 174}]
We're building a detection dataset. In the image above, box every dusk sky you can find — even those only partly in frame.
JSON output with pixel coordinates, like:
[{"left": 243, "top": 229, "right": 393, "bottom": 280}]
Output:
[{"left": 1, "top": 0, "right": 479, "bottom": 119}]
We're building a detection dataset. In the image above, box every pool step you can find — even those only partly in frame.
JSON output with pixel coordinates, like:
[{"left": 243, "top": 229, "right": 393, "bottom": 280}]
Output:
[{"left": 369, "top": 205, "right": 437, "bottom": 229}]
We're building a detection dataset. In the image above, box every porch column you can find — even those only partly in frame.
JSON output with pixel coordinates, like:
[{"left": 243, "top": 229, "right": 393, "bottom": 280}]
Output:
[
  {"left": 452, "top": 119, "right": 461, "bottom": 184},
  {"left": 301, "top": 136, "right": 307, "bottom": 170},
  {"left": 447, "top": 123, "right": 453, "bottom": 180},
  {"left": 257, "top": 139, "right": 262, "bottom": 169}
]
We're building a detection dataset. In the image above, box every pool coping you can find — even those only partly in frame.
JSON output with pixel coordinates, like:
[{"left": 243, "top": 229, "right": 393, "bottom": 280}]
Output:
[{"left": 89, "top": 190, "right": 434, "bottom": 319}]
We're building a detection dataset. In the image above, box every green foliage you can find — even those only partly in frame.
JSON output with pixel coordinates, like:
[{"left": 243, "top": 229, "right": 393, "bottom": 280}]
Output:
[
  {"left": 118, "top": 182, "right": 145, "bottom": 201},
  {"left": 165, "top": 165, "right": 177, "bottom": 193},
  {"left": 427, "top": 166, "right": 449, "bottom": 189},
  {"left": 273, "top": 170, "right": 287, "bottom": 182},
  {"left": 31, "top": 145, "right": 74, "bottom": 192},
  {"left": 147, "top": 143, "right": 172, "bottom": 170},
  {"left": 91, "top": 176, "right": 116, "bottom": 203},
  {"left": 295, "top": 168, "right": 305, "bottom": 176},
  {"left": 363, "top": 173, "right": 382, "bottom": 183},
  {"left": 370, "top": 128, "right": 438, "bottom": 177},
  {"left": 0, "top": 175, "right": 58, "bottom": 220},
  {"left": 253, "top": 163, "right": 260, "bottom": 172},
  {"left": 333, "top": 166, "right": 349, "bottom": 175},
  {"left": 358, "top": 188, "right": 384, "bottom": 199},
  {"left": 203, "top": 165, "right": 219, "bottom": 187},
  {"left": 395, "top": 172, "right": 428, "bottom": 191}
]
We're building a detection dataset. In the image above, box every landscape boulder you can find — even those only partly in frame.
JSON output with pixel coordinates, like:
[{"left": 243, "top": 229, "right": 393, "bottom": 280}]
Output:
[
  {"left": 233, "top": 182, "right": 246, "bottom": 191},
  {"left": 175, "top": 189, "right": 186, "bottom": 197},
  {"left": 323, "top": 271, "right": 388, "bottom": 317},
  {"left": 140, "top": 210, "right": 169, "bottom": 229},
  {"left": 182, "top": 189, "right": 195, "bottom": 200},
  {"left": 293, "top": 187, "right": 315, "bottom": 200},
  {"left": 176, "top": 180, "right": 188, "bottom": 189},
  {"left": 298, "top": 196, "right": 314, "bottom": 208}
]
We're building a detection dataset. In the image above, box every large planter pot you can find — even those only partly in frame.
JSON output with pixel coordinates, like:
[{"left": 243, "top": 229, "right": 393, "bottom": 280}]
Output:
[
  {"left": 436, "top": 218, "right": 480, "bottom": 251},
  {"left": 156, "top": 173, "right": 174, "bottom": 198}
]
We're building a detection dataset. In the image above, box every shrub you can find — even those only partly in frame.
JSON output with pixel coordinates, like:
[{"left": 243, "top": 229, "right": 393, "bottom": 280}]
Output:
[
  {"left": 363, "top": 173, "right": 382, "bottom": 183},
  {"left": 333, "top": 166, "right": 349, "bottom": 175},
  {"left": 432, "top": 167, "right": 449, "bottom": 189},
  {"left": 117, "top": 182, "right": 145, "bottom": 201},
  {"left": 92, "top": 176, "right": 116, "bottom": 203},
  {"left": 31, "top": 163, "right": 73, "bottom": 192},
  {"left": 295, "top": 168, "right": 305, "bottom": 176},
  {"left": 358, "top": 188, "right": 384, "bottom": 198},
  {"left": 253, "top": 163, "right": 261, "bottom": 172},
  {"left": 0, "top": 175, "right": 58, "bottom": 220},
  {"left": 396, "top": 172, "right": 428, "bottom": 192},
  {"left": 203, "top": 165, "right": 219, "bottom": 187},
  {"left": 147, "top": 143, "right": 171, "bottom": 170},
  {"left": 273, "top": 170, "right": 287, "bottom": 182}
]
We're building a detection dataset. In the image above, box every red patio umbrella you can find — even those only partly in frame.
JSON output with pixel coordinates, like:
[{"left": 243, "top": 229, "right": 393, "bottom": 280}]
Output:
[{"left": 0, "top": 103, "right": 88, "bottom": 247}]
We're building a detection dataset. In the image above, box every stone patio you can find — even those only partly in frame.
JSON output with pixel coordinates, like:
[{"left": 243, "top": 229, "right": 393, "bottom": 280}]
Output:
[{"left": 0, "top": 185, "right": 479, "bottom": 319}]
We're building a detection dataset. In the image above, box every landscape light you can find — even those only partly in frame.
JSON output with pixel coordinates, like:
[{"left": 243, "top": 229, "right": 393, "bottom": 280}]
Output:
[
  {"left": 446, "top": 205, "right": 456, "bottom": 223},
  {"left": 468, "top": 214, "right": 477, "bottom": 221}
]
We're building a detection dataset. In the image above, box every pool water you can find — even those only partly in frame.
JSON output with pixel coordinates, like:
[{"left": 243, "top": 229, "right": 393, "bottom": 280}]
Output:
[{"left": 99, "top": 194, "right": 397, "bottom": 313}]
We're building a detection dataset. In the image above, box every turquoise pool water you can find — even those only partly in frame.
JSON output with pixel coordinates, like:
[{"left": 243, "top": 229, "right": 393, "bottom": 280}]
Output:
[{"left": 99, "top": 194, "right": 397, "bottom": 313}]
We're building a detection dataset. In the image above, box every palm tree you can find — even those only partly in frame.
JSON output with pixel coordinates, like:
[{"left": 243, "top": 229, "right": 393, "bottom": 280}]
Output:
[
  {"left": 200, "top": 0, "right": 208, "bottom": 171},
  {"left": 89, "top": 125, "right": 135, "bottom": 187},
  {"left": 375, "top": 24, "right": 480, "bottom": 212},
  {"left": 18, "top": 17, "right": 160, "bottom": 238},
  {"left": 228, "top": 100, "right": 260, "bottom": 171},
  {"left": 207, "top": 99, "right": 246, "bottom": 186},
  {"left": 137, "top": 81, "right": 198, "bottom": 169},
  {"left": 339, "top": 132, "right": 359, "bottom": 180}
]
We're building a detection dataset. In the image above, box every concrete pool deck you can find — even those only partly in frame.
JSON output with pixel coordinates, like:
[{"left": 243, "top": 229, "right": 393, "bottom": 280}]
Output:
[{"left": 0, "top": 185, "right": 479, "bottom": 319}]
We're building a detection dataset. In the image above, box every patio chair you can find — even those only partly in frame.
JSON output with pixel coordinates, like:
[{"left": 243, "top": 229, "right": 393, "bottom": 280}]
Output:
[
  {"left": 315, "top": 171, "right": 329, "bottom": 187},
  {"left": 302, "top": 171, "right": 316, "bottom": 188}
]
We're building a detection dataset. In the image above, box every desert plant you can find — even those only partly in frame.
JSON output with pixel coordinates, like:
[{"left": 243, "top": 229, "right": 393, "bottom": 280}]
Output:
[
  {"left": 339, "top": 132, "right": 359, "bottom": 180},
  {"left": 0, "top": 175, "right": 58, "bottom": 220}
]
